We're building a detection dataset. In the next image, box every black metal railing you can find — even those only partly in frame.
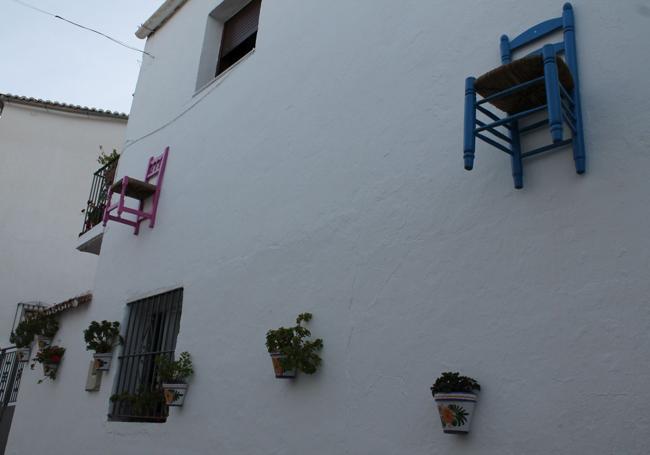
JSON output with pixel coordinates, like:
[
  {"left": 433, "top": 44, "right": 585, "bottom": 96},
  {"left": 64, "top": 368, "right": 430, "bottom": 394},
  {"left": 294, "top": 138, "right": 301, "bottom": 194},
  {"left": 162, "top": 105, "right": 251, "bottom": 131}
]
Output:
[
  {"left": 0, "top": 347, "right": 26, "bottom": 421},
  {"left": 79, "top": 157, "right": 119, "bottom": 236}
]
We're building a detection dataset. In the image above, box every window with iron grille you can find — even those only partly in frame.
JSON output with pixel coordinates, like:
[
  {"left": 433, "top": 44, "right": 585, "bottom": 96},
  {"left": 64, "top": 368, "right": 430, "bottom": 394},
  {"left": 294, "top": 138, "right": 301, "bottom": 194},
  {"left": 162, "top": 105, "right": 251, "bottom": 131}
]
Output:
[
  {"left": 216, "top": 0, "right": 261, "bottom": 76},
  {"left": 109, "top": 288, "right": 183, "bottom": 423}
]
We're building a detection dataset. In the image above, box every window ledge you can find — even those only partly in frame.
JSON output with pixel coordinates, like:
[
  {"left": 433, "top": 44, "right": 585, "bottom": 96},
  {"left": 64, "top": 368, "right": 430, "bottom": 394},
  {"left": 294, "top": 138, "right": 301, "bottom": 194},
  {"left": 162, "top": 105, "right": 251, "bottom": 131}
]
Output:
[{"left": 193, "top": 48, "right": 256, "bottom": 98}]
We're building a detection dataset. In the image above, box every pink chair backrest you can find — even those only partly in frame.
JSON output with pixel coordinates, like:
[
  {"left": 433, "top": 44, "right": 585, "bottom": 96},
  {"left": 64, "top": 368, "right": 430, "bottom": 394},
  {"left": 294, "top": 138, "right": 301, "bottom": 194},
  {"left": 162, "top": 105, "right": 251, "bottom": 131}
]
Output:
[{"left": 145, "top": 147, "right": 169, "bottom": 182}]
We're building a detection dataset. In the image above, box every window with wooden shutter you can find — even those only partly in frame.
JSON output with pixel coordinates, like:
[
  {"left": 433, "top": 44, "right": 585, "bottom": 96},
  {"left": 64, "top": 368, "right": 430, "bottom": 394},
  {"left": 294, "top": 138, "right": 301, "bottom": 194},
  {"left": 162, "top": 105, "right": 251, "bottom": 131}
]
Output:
[{"left": 216, "top": 0, "right": 261, "bottom": 76}]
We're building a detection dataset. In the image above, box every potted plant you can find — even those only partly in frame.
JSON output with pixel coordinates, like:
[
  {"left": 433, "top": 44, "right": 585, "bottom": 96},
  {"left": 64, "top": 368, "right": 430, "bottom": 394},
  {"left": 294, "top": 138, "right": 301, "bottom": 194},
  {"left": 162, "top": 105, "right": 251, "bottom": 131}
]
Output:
[
  {"left": 32, "top": 345, "right": 65, "bottom": 382},
  {"left": 98, "top": 146, "right": 119, "bottom": 184},
  {"left": 110, "top": 388, "right": 165, "bottom": 418},
  {"left": 15, "top": 346, "right": 31, "bottom": 362},
  {"left": 83, "top": 320, "right": 122, "bottom": 371},
  {"left": 265, "top": 313, "right": 323, "bottom": 379},
  {"left": 156, "top": 352, "right": 193, "bottom": 406},
  {"left": 10, "top": 314, "right": 59, "bottom": 351},
  {"left": 430, "top": 372, "right": 481, "bottom": 434}
]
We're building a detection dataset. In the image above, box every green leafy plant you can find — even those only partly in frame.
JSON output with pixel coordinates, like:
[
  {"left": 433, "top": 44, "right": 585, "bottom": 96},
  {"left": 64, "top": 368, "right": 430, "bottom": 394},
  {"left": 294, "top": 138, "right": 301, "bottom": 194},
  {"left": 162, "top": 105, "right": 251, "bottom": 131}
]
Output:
[
  {"left": 155, "top": 352, "right": 194, "bottom": 383},
  {"left": 265, "top": 313, "right": 323, "bottom": 374},
  {"left": 110, "top": 388, "right": 165, "bottom": 416},
  {"left": 31, "top": 345, "right": 65, "bottom": 382},
  {"left": 84, "top": 320, "right": 122, "bottom": 353},
  {"left": 430, "top": 372, "right": 481, "bottom": 396},
  {"left": 97, "top": 146, "right": 120, "bottom": 166},
  {"left": 10, "top": 314, "right": 59, "bottom": 348}
]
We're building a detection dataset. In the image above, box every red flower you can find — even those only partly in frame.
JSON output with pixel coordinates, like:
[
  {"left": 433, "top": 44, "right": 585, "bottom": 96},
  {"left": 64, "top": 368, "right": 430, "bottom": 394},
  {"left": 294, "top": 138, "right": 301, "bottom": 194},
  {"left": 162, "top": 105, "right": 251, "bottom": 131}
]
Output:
[{"left": 50, "top": 355, "right": 61, "bottom": 363}]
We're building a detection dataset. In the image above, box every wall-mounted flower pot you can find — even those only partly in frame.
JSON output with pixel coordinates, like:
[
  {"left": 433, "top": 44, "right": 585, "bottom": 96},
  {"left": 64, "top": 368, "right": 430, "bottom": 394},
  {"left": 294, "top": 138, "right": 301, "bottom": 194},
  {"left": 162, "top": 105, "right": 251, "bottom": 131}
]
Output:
[
  {"left": 162, "top": 383, "right": 188, "bottom": 406},
  {"left": 16, "top": 347, "right": 31, "bottom": 362},
  {"left": 93, "top": 352, "right": 113, "bottom": 371},
  {"left": 36, "top": 336, "right": 53, "bottom": 350},
  {"left": 43, "top": 362, "right": 60, "bottom": 379},
  {"left": 434, "top": 393, "right": 478, "bottom": 434},
  {"left": 269, "top": 352, "right": 296, "bottom": 379}
]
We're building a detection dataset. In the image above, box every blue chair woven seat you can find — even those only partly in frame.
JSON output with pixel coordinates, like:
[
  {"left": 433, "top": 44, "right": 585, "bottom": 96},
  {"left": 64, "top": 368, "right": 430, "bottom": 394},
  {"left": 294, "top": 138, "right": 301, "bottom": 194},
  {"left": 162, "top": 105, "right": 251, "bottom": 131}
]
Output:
[
  {"left": 475, "top": 55, "right": 574, "bottom": 114},
  {"left": 463, "top": 3, "right": 585, "bottom": 189}
]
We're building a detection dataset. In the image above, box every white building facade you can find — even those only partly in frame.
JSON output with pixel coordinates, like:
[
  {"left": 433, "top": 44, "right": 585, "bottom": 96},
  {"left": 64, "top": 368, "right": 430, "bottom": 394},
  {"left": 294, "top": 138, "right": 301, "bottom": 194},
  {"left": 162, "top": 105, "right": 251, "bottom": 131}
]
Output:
[
  {"left": 6, "top": 1, "right": 650, "bottom": 454},
  {"left": 0, "top": 94, "right": 126, "bottom": 453}
]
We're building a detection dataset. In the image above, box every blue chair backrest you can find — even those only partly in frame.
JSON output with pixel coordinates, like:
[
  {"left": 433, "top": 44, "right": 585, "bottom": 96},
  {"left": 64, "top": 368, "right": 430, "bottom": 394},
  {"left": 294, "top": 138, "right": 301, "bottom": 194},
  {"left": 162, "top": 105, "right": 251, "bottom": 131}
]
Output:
[{"left": 499, "top": 3, "right": 578, "bottom": 82}]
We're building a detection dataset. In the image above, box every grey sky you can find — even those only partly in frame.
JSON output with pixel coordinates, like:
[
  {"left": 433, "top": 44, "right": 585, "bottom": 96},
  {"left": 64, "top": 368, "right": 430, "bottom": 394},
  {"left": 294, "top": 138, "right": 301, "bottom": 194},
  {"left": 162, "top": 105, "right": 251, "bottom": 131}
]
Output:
[{"left": 0, "top": 0, "right": 162, "bottom": 113}]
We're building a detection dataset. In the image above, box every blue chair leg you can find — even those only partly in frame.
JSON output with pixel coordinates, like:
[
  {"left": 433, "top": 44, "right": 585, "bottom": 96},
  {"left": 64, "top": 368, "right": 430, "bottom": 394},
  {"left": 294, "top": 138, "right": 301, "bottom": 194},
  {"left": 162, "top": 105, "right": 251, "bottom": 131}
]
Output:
[
  {"left": 563, "top": 3, "right": 586, "bottom": 173},
  {"left": 463, "top": 77, "right": 477, "bottom": 170},
  {"left": 510, "top": 120, "right": 523, "bottom": 189},
  {"left": 542, "top": 45, "right": 563, "bottom": 143},
  {"left": 572, "top": 100, "right": 586, "bottom": 174}
]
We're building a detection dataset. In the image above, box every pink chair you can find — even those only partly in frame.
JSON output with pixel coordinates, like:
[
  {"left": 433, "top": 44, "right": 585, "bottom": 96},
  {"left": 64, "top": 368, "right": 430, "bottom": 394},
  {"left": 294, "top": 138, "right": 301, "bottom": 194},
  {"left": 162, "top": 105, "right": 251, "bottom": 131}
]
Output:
[{"left": 103, "top": 147, "right": 169, "bottom": 235}]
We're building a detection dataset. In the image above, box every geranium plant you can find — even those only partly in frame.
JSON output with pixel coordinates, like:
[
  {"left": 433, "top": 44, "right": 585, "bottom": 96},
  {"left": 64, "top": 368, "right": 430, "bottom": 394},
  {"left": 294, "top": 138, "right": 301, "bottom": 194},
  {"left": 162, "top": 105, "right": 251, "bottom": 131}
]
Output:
[
  {"left": 265, "top": 313, "right": 323, "bottom": 377},
  {"left": 84, "top": 320, "right": 122, "bottom": 353},
  {"left": 31, "top": 345, "right": 65, "bottom": 382}
]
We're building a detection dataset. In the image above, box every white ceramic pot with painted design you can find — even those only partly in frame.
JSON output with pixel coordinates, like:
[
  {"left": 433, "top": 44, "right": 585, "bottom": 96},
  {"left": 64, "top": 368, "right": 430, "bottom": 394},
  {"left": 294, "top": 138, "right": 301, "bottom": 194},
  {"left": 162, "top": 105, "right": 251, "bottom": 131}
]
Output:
[
  {"left": 433, "top": 393, "right": 478, "bottom": 434},
  {"left": 93, "top": 352, "right": 113, "bottom": 371}
]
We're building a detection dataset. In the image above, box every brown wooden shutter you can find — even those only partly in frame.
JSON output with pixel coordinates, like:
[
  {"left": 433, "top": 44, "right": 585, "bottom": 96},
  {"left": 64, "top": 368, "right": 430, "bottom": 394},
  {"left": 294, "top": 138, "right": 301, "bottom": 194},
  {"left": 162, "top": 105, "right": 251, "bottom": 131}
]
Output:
[{"left": 221, "top": 0, "right": 261, "bottom": 56}]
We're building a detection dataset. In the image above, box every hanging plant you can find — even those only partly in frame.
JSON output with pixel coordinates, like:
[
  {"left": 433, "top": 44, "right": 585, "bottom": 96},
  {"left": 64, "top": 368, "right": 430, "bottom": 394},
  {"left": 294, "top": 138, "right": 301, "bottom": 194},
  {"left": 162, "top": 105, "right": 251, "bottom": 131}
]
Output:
[
  {"left": 84, "top": 320, "right": 122, "bottom": 371},
  {"left": 155, "top": 352, "right": 194, "bottom": 406},
  {"left": 430, "top": 372, "right": 481, "bottom": 434},
  {"left": 10, "top": 314, "right": 59, "bottom": 349},
  {"left": 31, "top": 345, "right": 66, "bottom": 383},
  {"left": 265, "top": 313, "right": 323, "bottom": 379}
]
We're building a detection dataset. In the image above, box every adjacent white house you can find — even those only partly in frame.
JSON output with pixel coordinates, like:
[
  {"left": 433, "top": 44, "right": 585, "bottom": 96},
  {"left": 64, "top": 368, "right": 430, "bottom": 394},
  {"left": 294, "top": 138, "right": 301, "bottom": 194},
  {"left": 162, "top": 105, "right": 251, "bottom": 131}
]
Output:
[
  {"left": 0, "top": 94, "right": 126, "bottom": 453},
  {"left": 5, "top": 1, "right": 650, "bottom": 454}
]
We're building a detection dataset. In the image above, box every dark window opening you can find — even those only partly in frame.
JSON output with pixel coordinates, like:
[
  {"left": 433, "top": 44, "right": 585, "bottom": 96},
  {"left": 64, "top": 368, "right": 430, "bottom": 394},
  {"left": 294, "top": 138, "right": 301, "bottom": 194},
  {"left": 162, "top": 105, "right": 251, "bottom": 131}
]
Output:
[
  {"left": 109, "top": 288, "right": 183, "bottom": 423},
  {"left": 216, "top": 0, "right": 261, "bottom": 76}
]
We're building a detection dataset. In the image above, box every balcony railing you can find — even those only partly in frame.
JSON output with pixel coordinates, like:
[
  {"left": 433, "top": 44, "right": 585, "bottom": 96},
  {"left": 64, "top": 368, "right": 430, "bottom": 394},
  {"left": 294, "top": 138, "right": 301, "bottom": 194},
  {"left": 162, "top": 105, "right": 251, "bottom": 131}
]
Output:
[{"left": 79, "top": 157, "right": 119, "bottom": 236}]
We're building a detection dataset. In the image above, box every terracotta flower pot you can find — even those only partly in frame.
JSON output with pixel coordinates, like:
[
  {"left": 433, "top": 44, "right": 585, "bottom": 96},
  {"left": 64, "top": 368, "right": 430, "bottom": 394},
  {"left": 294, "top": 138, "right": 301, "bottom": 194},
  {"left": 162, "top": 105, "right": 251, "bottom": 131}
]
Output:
[
  {"left": 162, "top": 383, "right": 188, "bottom": 406},
  {"left": 269, "top": 352, "right": 296, "bottom": 379},
  {"left": 434, "top": 393, "right": 478, "bottom": 434},
  {"left": 93, "top": 352, "right": 113, "bottom": 371}
]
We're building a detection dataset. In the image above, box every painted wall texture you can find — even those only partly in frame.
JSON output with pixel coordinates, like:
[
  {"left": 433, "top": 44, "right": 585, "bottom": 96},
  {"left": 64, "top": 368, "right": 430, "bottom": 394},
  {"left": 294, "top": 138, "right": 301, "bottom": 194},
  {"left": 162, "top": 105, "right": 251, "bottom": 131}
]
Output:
[
  {"left": 0, "top": 103, "right": 126, "bottom": 342},
  {"left": 7, "top": 1, "right": 650, "bottom": 454}
]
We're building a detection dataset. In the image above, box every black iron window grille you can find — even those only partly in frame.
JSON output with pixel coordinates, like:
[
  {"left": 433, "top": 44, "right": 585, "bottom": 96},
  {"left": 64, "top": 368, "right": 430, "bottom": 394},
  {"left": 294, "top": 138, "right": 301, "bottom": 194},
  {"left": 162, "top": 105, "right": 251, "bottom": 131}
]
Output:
[
  {"left": 109, "top": 288, "right": 183, "bottom": 423},
  {"left": 80, "top": 156, "right": 119, "bottom": 236}
]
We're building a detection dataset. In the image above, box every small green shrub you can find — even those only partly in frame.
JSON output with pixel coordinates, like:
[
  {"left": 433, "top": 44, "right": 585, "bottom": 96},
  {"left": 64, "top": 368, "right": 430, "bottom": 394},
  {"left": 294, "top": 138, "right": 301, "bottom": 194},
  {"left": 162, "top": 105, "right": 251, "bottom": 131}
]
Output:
[
  {"left": 430, "top": 372, "right": 480, "bottom": 396},
  {"left": 266, "top": 313, "right": 323, "bottom": 374},
  {"left": 10, "top": 315, "right": 59, "bottom": 348},
  {"left": 97, "top": 146, "right": 119, "bottom": 165},
  {"left": 156, "top": 352, "right": 193, "bottom": 383},
  {"left": 111, "top": 388, "right": 165, "bottom": 415},
  {"left": 84, "top": 320, "right": 122, "bottom": 353}
]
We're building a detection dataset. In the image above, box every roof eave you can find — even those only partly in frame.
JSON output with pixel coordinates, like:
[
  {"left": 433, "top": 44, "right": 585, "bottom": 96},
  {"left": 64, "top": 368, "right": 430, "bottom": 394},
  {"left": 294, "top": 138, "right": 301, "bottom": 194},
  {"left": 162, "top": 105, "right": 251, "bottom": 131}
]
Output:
[
  {"left": 0, "top": 93, "right": 128, "bottom": 120},
  {"left": 136, "top": 0, "right": 189, "bottom": 39}
]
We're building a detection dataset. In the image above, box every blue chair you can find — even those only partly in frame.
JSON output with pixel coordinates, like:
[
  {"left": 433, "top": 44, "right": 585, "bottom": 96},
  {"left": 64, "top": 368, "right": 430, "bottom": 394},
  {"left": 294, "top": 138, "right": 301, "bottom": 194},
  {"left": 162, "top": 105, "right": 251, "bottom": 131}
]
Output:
[{"left": 463, "top": 3, "right": 585, "bottom": 189}]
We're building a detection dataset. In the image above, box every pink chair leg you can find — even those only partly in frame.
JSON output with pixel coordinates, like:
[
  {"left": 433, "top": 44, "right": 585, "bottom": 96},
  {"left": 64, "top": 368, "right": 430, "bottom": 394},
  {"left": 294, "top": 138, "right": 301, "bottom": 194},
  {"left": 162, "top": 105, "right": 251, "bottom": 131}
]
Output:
[
  {"left": 133, "top": 199, "right": 145, "bottom": 235},
  {"left": 117, "top": 177, "right": 128, "bottom": 216},
  {"left": 102, "top": 189, "right": 114, "bottom": 226}
]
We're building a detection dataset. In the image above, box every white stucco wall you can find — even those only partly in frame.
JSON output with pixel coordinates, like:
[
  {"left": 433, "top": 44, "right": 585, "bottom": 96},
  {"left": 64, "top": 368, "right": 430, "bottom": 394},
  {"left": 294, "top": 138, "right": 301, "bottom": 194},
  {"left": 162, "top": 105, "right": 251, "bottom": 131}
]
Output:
[
  {"left": 0, "top": 103, "right": 126, "bottom": 341},
  {"left": 7, "top": 1, "right": 650, "bottom": 454}
]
